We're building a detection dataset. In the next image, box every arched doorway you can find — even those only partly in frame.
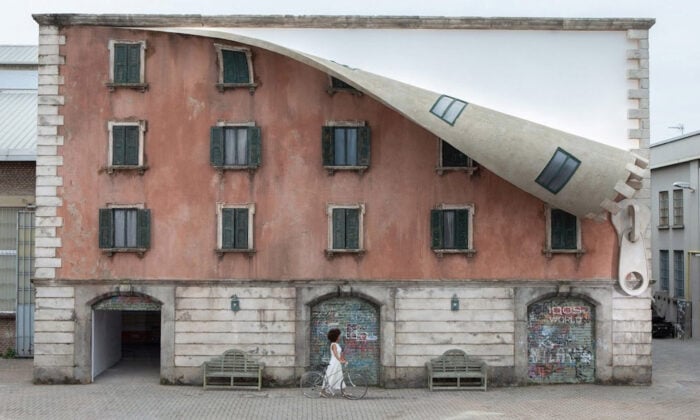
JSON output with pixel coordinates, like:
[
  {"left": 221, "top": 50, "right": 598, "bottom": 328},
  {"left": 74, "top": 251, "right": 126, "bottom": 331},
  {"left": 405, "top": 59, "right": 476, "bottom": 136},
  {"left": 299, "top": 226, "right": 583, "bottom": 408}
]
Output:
[
  {"left": 527, "top": 296, "right": 595, "bottom": 384},
  {"left": 310, "top": 296, "right": 380, "bottom": 385},
  {"left": 91, "top": 293, "right": 162, "bottom": 381}
]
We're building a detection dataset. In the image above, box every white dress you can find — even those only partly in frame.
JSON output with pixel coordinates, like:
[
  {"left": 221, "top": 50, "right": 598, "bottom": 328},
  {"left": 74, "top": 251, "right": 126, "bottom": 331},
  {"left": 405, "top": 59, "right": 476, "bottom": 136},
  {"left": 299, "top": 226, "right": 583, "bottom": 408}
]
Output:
[{"left": 324, "top": 343, "right": 344, "bottom": 394}]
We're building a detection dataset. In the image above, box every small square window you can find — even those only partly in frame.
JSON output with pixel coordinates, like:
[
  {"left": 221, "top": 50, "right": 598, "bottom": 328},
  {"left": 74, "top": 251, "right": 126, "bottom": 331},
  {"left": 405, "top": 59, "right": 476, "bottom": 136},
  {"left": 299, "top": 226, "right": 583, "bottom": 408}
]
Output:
[
  {"left": 430, "top": 205, "right": 475, "bottom": 256},
  {"left": 536, "top": 148, "right": 581, "bottom": 194},
  {"left": 217, "top": 203, "right": 255, "bottom": 254},
  {"left": 214, "top": 44, "right": 256, "bottom": 93},
  {"left": 543, "top": 206, "right": 584, "bottom": 258},
  {"left": 327, "top": 204, "right": 365, "bottom": 255},
  {"left": 107, "top": 121, "right": 147, "bottom": 174},
  {"left": 210, "top": 124, "right": 262, "bottom": 170},
  {"left": 430, "top": 95, "right": 468, "bottom": 125},
  {"left": 107, "top": 40, "right": 147, "bottom": 91},
  {"left": 99, "top": 206, "right": 150, "bottom": 253},
  {"left": 437, "top": 139, "right": 477, "bottom": 175},
  {"left": 321, "top": 123, "right": 370, "bottom": 172}
]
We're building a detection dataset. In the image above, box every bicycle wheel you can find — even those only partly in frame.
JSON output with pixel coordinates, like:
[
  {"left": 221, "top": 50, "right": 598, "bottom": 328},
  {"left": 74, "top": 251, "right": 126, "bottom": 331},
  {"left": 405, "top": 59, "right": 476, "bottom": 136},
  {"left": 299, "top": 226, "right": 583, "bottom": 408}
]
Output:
[
  {"left": 341, "top": 371, "right": 368, "bottom": 400},
  {"left": 300, "top": 371, "right": 325, "bottom": 398}
]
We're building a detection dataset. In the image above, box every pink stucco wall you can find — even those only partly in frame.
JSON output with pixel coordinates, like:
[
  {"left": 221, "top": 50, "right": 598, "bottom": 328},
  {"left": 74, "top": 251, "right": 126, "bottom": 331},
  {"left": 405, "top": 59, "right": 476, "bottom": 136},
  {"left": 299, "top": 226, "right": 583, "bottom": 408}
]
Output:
[{"left": 55, "top": 27, "right": 617, "bottom": 281}]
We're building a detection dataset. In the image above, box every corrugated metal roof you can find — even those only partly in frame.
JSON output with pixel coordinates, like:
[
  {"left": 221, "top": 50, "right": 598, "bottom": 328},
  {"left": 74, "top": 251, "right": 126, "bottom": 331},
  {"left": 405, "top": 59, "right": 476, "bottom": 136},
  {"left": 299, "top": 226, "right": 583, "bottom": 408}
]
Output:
[
  {"left": 0, "top": 90, "right": 36, "bottom": 160},
  {"left": 0, "top": 46, "right": 38, "bottom": 66}
]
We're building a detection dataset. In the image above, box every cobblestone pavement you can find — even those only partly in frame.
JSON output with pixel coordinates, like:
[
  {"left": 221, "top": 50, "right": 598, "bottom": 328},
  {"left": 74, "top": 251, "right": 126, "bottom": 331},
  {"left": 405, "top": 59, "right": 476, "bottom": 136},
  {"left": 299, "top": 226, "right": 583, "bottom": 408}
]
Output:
[{"left": 1, "top": 339, "right": 699, "bottom": 419}]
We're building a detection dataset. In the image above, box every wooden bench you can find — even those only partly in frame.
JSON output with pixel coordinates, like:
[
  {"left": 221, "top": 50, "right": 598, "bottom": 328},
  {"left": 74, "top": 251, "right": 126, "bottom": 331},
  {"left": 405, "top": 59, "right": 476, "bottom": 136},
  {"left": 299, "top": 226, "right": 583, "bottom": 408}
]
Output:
[
  {"left": 203, "top": 349, "right": 265, "bottom": 390},
  {"left": 426, "top": 349, "right": 487, "bottom": 391}
]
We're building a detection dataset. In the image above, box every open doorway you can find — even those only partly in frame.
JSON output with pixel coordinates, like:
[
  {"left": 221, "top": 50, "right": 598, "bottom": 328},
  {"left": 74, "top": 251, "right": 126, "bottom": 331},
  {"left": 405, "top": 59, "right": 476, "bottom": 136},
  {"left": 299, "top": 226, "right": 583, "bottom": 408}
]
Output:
[{"left": 91, "top": 293, "right": 161, "bottom": 381}]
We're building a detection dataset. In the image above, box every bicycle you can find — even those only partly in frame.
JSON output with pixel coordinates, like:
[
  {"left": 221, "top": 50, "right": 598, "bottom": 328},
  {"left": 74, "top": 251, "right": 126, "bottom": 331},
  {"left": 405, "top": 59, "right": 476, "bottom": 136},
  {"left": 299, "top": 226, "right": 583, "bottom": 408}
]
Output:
[{"left": 300, "top": 363, "right": 368, "bottom": 400}]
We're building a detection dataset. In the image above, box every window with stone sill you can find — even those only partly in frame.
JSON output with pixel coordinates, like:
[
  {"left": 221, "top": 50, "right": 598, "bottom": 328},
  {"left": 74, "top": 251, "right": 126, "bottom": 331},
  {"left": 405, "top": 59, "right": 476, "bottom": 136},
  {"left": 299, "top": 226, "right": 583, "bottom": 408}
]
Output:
[
  {"left": 214, "top": 44, "right": 256, "bottom": 94},
  {"left": 209, "top": 123, "right": 261, "bottom": 171},
  {"left": 543, "top": 206, "right": 584, "bottom": 258},
  {"left": 321, "top": 121, "right": 370, "bottom": 174},
  {"left": 326, "top": 204, "right": 365, "bottom": 257},
  {"left": 327, "top": 76, "right": 362, "bottom": 96},
  {"left": 106, "top": 40, "right": 148, "bottom": 91},
  {"left": 106, "top": 121, "right": 148, "bottom": 175},
  {"left": 436, "top": 139, "right": 478, "bottom": 176},
  {"left": 216, "top": 203, "right": 255, "bottom": 257},
  {"left": 99, "top": 204, "right": 150, "bottom": 256},
  {"left": 430, "top": 204, "right": 475, "bottom": 257}
]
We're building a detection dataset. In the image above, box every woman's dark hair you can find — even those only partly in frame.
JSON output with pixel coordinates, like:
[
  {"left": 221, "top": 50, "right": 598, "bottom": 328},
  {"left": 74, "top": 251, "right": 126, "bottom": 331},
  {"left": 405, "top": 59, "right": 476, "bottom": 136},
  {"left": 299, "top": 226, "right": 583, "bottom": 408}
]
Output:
[{"left": 327, "top": 328, "right": 341, "bottom": 342}]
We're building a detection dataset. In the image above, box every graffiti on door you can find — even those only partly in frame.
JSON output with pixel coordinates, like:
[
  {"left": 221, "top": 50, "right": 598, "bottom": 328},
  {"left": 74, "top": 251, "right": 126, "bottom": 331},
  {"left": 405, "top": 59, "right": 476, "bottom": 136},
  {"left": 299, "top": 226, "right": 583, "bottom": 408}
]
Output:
[
  {"left": 528, "top": 297, "right": 595, "bottom": 384},
  {"left": 310, "top": 297, "right": 380, "bottom": 385}
]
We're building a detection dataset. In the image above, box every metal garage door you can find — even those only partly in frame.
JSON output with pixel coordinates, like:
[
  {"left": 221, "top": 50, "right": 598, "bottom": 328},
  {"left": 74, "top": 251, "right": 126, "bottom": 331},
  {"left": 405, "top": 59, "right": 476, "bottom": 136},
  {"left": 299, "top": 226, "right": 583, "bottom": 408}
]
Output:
[
  {"left": 527, "top": 297, "right": 595, "bottom": 384},
  {"left": 310, "top": 297, "right": 380, "bottom": 385}
]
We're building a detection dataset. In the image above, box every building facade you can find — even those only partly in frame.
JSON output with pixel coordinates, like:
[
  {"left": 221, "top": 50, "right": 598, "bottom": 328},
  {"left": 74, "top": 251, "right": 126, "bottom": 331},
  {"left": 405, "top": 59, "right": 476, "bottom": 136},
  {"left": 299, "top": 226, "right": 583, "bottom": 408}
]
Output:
[
  {"left": 0, "top": 45, "right": 37, "bottom": 358},
  {"left": 32, "top": 15, "right": 653, "bottom": 386},
  {"left": 651, "top": 131, "right": 700, "bottom": 338}
]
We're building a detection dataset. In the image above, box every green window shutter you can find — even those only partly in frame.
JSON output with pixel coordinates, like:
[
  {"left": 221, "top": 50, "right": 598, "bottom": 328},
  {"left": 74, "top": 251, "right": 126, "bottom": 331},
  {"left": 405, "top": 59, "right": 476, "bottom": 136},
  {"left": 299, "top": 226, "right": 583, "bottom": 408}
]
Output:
[
  {"left": 322, "top": 126, "right": 334, "bottom": 166},
  {"left": 222, "top": 50, "right": 250, "bottom": 84},
  {"left": 357, "top": 126, "right": 371, "bottom": 167},
  {"left": 99, "top": 209, "right": 114, "bottom": 249},
  {"left": 247, "top": 127, "right": 261, "bottom": 168},
  {"left": 430, "top": 210, "right": 443, "bottom": 249},
  {"left": 332, "top": 208, "right": 346, "bottom": 249},
  {"left": 345, "top": 208, "right": 360, "bottom": 250},
  {"left": 114, "top": 44, "right": 128, "bottom": 84},
  {"left": 126, "top": 44, "right": 141, "bottom": 83},
  {"left": 454, "top": 209, "right": 469, "bottom": 250},
  {"left": 222, "top": 208, "right": 235, "bottom": 249},
  {"left": 234, "top": 208, "right": 249, "bottom": 249},
  {"left": 124, "top": 126, "right": 140, "bottom": 165},
  {"left": 210, "top": 126, "right": 224, "bottom": 167},
  {"left": 136, "top": 209, "right": 151, "bottom": 249},
  {"left": 112, "top": 126, "right": 125, "bottom": 165}
]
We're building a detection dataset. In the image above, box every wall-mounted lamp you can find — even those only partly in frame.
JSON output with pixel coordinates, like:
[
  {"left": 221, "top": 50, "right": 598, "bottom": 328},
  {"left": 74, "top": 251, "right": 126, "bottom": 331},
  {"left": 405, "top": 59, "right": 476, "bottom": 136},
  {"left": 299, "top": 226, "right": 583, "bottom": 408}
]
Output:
[
  {"left": 230, "top": 295, "right": 240, "bottom": 312},
  {"left": 451, "top": 294, "right": 459, "bottom": 311},
  {"left": 673, "top": 181, "right": 695, "bottom": 192}
]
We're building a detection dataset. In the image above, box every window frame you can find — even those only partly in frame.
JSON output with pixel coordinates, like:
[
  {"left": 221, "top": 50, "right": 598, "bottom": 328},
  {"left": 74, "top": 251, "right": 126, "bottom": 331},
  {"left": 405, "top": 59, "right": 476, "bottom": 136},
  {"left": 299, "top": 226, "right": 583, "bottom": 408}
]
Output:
[
  {"left": 106, "top": 40, "right": 147, "bottom": 91},
  {"left": 214, "top": 44, "right": 256, "bottom": 94},
  {"left": 543, "top": 205, "right": 585, "bottom": 258},
  {"left": 659, "top": 249, "right": 669, "bottom": 292},
  {"left": 430, "top": 203, "right": 475, "bottom": 257},
  {"left": 326, "top": 203, "right": 365, "bottom": 257},
  {"left": 322, "top": 121, "right": 370, "bottom": 174},
  {"left": 99, "top": 203, "right": 149, "bottom": 256},
  {"left": 436, "top": 138, "right": 477, "bottom": 176},
  {"left": 210, "top": 121, "right": 261, "bottom": 172},
  {"left": 326, "top": 76, "right": 362, "bottom": 96},
  {"left": 658, "top": 190, "right": 669, "bottom": 229},
  {"left": 107, "top": 120, "right": 147, "bottom": 174},
  {"left": 429, "top": 95, "right": 468, "bottom": 126},
  {"left": 672, "top": 189, "right": 684, "bottom": 228},
  {"left": 216, "top": 202, "right": 255, "bottom": 256},
  {"left": 535, "top": 148, "right": 581, "bottom": 194},
  {"left": 673, "top": 250, "right": 685, "bottom": 298}
]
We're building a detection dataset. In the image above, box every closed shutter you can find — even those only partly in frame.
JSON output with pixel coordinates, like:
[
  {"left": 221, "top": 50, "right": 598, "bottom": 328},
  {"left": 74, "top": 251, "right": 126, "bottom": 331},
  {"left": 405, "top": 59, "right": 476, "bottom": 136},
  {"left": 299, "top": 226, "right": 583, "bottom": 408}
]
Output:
[
  {"left": 124, "top": 126, "right": 140, "bottom": 165},
  {"left": 222, "top": 208, "right": 235, "bottom": 249},
  {"left": 136, "top": 209, "right": 151, "bottom": 249},
  {"left": 112, "top": 126, "right": 126, "bottom": 165},
  {"left": 223, "top": 50, "right": 250, "bottom": 84},
  {"left": 247, "top": 126, "right": 261, "bottom": 168},
  {"left": 126, "top": 44, "right": 141, "bottom": 83},
  {"left": 234, "top": 208, "right": 249, "bottom": 249},
  {"left": 357, "top": 126, "right": 371, "bottom": 167},
  {"left": 99, "top": 209, "right": 113, "bottom": 249},
  {"left": 430, "top": 210, "right": 443, "bottom": 249},
  {"left": 322, "top": 126, "right": 334, "bottom": 166},
  {"left": 114, "top": 44, "right": 128, "bottom": 84},
  {"left": 454, "top": 209, "right": 469, "bottom": 249},
  {"left": 210, "top": 126, "right": 224, "bottom": 167},
  {"left": 332, "top": 208, "right": 346, "bottom": 249},
  {"left": 345, "top": 208, "right": 360, "bottom": 249}
]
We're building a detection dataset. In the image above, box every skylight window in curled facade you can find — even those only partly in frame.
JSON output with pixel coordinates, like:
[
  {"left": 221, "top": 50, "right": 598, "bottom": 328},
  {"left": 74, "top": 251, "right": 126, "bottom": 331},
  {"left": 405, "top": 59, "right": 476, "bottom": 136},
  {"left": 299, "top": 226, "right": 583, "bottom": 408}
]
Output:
[
  {"left": 535, "top": 148, "right": 581, "bottom": 194},
  {"left": 430, "top": 95, "right": 468, "bottom": 125}
]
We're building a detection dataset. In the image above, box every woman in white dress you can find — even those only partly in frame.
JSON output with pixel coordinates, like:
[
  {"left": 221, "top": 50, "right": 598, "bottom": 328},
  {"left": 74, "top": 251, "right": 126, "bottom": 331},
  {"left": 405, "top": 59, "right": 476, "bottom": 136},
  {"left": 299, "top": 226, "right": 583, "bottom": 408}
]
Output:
[{"left": 322, "top": 328, "right": 346, "bottom": 397}]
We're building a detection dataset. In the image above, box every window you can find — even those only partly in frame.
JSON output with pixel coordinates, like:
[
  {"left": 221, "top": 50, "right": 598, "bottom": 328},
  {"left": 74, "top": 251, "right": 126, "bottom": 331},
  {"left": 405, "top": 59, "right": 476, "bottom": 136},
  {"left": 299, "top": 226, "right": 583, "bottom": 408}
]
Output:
[
  {"left": 430, "top": 204, "right": 475, "bottom": 255},
  {"left": 216, "top": 203, "right": 255, "bottom": 254},
  {"left": 659, "top": 250, "right": 669, "bottom": 292},
  {"left": 327, "top": 76, "right": 361, "bottom": 96},
  {"left": 108, "top": 121, "right": 147, "bottom": 173},
  {"left": 210, "top": 124, "right": 261, "bottom": 169},
  {"left": 99, "top": 206, "right": 150, "bottom": 254},
  {"left": 327, "top": 204, "right": 365, "bottom": 255},
  {"left": 673, "top": 250, "right": 684, "bottom": 298},
  {"left": 672, "top": 189, "right": 684, "bottom": 228},
  {"left": 0, "top": 208, "right": 20, "bottom": 312},
  {"left": 543, "top": 206, "right": 583, "bottom": 257},
  {"left": 214, "top": 44, "right": 256, "bottom": 93},
  {"left": 321, "top": 123, "right": 370, "bottom": 172},
  {"left": 535, "top": 148, "right": 581, "bottom": 194},
  {"left": 658, "top": 191, "right": 669, "bottom": 228},
  {"left": 437, "top": 139, "right": 477, "bottom": 175},
  {"left": 107, "top": 40, "right": 147, "bottom": 90},
  {"left": 430, "top": 95, "right": 468, "bottom": 125}
]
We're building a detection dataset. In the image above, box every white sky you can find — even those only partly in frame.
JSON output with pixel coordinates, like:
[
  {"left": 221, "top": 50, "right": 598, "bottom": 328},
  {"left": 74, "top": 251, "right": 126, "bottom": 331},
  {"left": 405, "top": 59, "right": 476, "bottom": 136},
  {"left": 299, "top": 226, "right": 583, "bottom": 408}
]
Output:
[{"left": 5, "top": 0, "right": 700, "bottom": 142}]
